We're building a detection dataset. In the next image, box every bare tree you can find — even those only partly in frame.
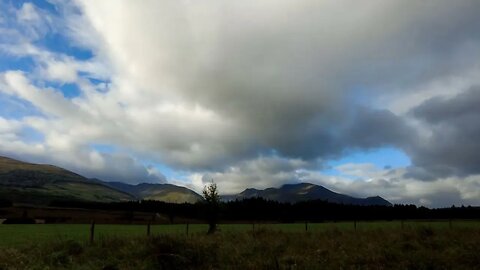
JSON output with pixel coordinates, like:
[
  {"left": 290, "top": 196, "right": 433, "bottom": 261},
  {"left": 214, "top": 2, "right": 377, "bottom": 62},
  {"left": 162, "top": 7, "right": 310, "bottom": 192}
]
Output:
[{"left": 203, "top": 181, "right": 220, "bottom": 234}]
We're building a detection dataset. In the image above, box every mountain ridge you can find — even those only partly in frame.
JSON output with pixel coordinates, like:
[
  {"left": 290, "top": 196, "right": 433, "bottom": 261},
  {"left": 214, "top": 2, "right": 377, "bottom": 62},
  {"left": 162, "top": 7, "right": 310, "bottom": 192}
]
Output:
[
  {"left": 0, "top": 156, "right": 135, "bottom": 204},
  {"left": 0, "top": 155, "right": 391, "bottom": 206},
  {"left": 106, "top": 182, "right": 203, "bottom": 204},
  {"left": 0, "top": 156, "right": 201, "bottom": 204},
  {"left": 223, "top": 182, "right": 392, "bottom": 206}
]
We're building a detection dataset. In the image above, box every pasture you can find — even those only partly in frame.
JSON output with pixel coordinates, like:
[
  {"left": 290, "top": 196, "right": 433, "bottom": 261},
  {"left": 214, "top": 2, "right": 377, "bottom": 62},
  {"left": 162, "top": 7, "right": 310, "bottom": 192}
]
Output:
[
  {"left": 1, "top": 220, "right": 480, "bottom": 247},
  {"left": 1, "top": 223, "right": 480, "bottom": 269}
]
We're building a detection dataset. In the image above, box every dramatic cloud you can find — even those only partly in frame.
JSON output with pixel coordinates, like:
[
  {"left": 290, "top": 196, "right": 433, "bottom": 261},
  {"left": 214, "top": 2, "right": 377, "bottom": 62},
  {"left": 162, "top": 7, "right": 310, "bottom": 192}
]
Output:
[
  {"left": 407, "top": 87, "right": 480, "bottom": 178},
  {"left": 0, "top": 1, "right": 479, "bottom": 206}
]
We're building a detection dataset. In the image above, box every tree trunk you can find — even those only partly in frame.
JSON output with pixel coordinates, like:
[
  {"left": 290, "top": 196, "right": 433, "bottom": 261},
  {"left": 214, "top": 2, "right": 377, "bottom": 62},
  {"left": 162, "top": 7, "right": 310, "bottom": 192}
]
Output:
[{"left": 207, "top": 222, "right": 216, "bottom": 234}]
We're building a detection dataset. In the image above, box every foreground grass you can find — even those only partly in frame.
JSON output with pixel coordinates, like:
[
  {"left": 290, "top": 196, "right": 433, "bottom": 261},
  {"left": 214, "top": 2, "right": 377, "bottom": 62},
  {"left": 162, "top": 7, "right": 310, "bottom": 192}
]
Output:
[{"left": 1, "top": 227, "right": 480, "bottom": 269}]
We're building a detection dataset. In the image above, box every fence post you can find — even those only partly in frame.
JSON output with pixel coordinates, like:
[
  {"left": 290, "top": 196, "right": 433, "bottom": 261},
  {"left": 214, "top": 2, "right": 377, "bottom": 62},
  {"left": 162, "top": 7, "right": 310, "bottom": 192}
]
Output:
[
  {"left": 354, "top": 220, "right": 357, "bottom": 230},
  {"left": 252, "top": 222, "right": 255, "bottom": 233},
  {"left": 186, "top": 223, "right": 189, "bottom": 236},
  {"left": 90, "top": 220, "right": 95, "bottom": 244},
  {"left": 305, "top": 221, "right": 308, "bottom": 232},
  {"left": 147, "top": 221, "right": 151, "bottom": 236}
]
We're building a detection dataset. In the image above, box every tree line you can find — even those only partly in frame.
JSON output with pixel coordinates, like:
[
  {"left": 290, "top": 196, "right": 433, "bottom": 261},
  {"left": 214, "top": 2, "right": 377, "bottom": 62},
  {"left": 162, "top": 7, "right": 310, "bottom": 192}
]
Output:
[{"left": 46, "top": 197, "right": 480, "bottom": 222}]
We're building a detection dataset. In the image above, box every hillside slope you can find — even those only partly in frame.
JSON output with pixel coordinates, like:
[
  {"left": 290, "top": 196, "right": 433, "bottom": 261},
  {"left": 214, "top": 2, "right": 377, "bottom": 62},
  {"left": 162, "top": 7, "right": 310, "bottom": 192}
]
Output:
[
  {"left": 0, "top": 156, "right": 134, "bottom": 204},
  {"left": 107, "top": 182, "right": 203, "bottom": 204}
]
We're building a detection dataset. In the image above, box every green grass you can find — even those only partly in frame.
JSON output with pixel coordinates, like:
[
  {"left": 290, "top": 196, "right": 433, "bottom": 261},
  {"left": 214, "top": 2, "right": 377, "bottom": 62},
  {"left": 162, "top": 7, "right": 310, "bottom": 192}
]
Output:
[
  {"left": 1, "top": 220, "right": 480, "bottom": 247},
  {"left": 1, "top": 226, "right": 480, "bottom": 269},
  {"left": 0, "top": 224, "right": 200, "bottom": 247}
]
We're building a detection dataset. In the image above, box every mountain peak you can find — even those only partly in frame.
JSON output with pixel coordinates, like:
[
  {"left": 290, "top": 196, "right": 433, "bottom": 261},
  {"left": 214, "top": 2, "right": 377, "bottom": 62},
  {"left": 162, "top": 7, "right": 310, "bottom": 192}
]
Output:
[{"left": 227, "top": 182, "right": 391, "bottom": 206}]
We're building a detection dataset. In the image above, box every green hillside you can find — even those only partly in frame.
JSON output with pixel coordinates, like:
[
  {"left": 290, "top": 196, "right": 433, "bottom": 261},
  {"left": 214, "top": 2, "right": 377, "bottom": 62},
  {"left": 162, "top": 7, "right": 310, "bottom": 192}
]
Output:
[
  {"left": 0, "top": 156, "right": 134, "bottom": 205},
  {"left": 107, "top": 182, "right": 203, "bottom": 204}
]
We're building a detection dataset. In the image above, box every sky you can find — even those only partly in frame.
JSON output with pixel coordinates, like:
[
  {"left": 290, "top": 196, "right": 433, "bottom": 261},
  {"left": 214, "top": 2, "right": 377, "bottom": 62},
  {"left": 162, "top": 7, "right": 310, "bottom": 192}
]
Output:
[{"left": 1, "top": 0, "right": 480, "bottom": 207}]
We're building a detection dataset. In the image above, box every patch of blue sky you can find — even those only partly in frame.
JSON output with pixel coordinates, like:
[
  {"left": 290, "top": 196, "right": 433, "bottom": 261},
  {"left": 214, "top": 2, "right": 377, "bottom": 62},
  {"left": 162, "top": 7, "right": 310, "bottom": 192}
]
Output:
[
  {"left": 43, "top": 81, "right": 81, "bottom": 99},
  {"left": 19, "top": 126, "right": 44, "bottom": 143},
  {"left": 0, "top": 92, "right": 43, "bottom": 119},
  {"left": 129, "top": 156, "right": 181, "bottom": 182},
  {"left": 81, "top": 77, "right": 111, "bottom": 94},
  {"left": 322, "top": 147, "right": 411, "bottom": 176},
  {"left": 87, "top": 77, "right": 109, "bottom": 84},
  {"left": 35, "top": 32, "right": 94, "bottom": 61},
  {"left": 149, "top": 163, "right": 180, "bottom": 182},
  {"left": 82, "top": 75, "right": 110, "bottom": 87},
  {"left": 9, "top": 0, "right": 56, "bottom": 12},
  {"left": 90, "top": 143, "right": 116, "bottom": 154},
  {"left": 0, "top": 54, "right": 35, "bottom": 72},
  {"left": 6, "top": 0, "right": 93, "bottom": 61}
]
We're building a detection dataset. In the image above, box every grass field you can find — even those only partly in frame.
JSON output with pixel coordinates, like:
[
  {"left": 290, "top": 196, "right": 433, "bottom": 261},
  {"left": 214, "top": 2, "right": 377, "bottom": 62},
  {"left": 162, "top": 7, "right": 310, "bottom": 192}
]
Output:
[
  {"left": 1, "top": 220, "right": 480, "bottom": 247},
  {"left": 1, "top": 224, "right": 480, "bottom": 269}
]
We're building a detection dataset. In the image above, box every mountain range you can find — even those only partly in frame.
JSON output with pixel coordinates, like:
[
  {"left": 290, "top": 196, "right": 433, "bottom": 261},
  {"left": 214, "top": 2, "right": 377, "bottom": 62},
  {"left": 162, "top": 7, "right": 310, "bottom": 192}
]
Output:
[
  {"left": 0, "top": 156, "right": 201, "bottom": 205},
  {"left": 223, "top": 183, "right": 392, "bottom": 206},
  {"left": 0, "top": 156, "right": 391, "bottom": 206}
]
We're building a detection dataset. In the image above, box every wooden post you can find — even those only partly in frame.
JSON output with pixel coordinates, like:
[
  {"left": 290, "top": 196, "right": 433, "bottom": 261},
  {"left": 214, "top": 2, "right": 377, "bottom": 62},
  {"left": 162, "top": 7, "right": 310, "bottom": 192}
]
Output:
[
  {"left": 147, "top": 222, "right": 151, "bottom": 236},
  {"left": 354, "top": 220, "right": 357, "bottom": 230},
  {"left": 90, "top": 220, "right": 95, "bottom": 244},
  {"left": 186, "top": 223, "right": 189, "bottom": 236},
  {"left": 252, "top": 222, "right": 255, "bottom": 233},
  {"left": 305, "top": 221, "right": 308, "bottom": 232}
]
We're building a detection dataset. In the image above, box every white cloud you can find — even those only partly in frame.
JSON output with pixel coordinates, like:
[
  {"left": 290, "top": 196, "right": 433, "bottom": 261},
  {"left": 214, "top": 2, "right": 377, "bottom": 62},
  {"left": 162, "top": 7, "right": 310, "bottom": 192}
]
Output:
[
  {"left": 1, "top": 71, "right": 76, "bottom": 116},
  {"left": 17, "top": 3, "right": 41, "bottom": 22},
  {"left": 41, "top": 59, "right": 78, "bottom": 83},
  {"left": 334, "top": 163, "right": 383, "bottom": 180},
  {"left": 0, "top": 117, "right": 22, "bottom": 134},
  {"left": 12, "top": 2, "right": 53, "bottom": 41}
]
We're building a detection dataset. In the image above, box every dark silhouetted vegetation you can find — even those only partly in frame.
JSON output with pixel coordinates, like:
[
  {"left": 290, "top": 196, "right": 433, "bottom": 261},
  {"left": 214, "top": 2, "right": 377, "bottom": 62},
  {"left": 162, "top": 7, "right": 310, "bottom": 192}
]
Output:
[
  {"left": 49, "top": 198, "right": 480, "bottom": 223},
  {"left": 0, "top": 198, "right": 12, "bottom": 208},
  {"left": 2, "top": 217, "right": 36, "bottom": 224},
  {"left": 203, "top": 182, "right": 220, "bottom": 234}
]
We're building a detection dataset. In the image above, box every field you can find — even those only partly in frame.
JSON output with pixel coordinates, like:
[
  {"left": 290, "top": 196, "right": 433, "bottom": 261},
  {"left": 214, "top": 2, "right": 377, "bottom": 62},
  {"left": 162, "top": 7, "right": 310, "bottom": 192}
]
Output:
[
  {"left": 1, "top": 220, "right": 480, "bottom": 247},
  {"left": 1, "top": 221, "right": 480, "bottom": 269}
]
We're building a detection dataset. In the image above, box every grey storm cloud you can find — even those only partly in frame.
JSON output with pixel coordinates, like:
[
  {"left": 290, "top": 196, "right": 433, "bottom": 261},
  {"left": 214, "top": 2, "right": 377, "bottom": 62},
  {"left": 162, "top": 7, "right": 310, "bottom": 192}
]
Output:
[
  {"left": 262, "top": 106, "right": 415, "bottom": 162},
  {"left": 341, "top": 108, "right": 414, "bottom": 152},
  {"left": 52, "top": 0, "right": 480, "bottom": 172},
  {"left": 159, "top": 0, "right": 480, "bottom": 168},
  {"left": 407, "top": 87, "right": 480, "bottom": 178}
]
